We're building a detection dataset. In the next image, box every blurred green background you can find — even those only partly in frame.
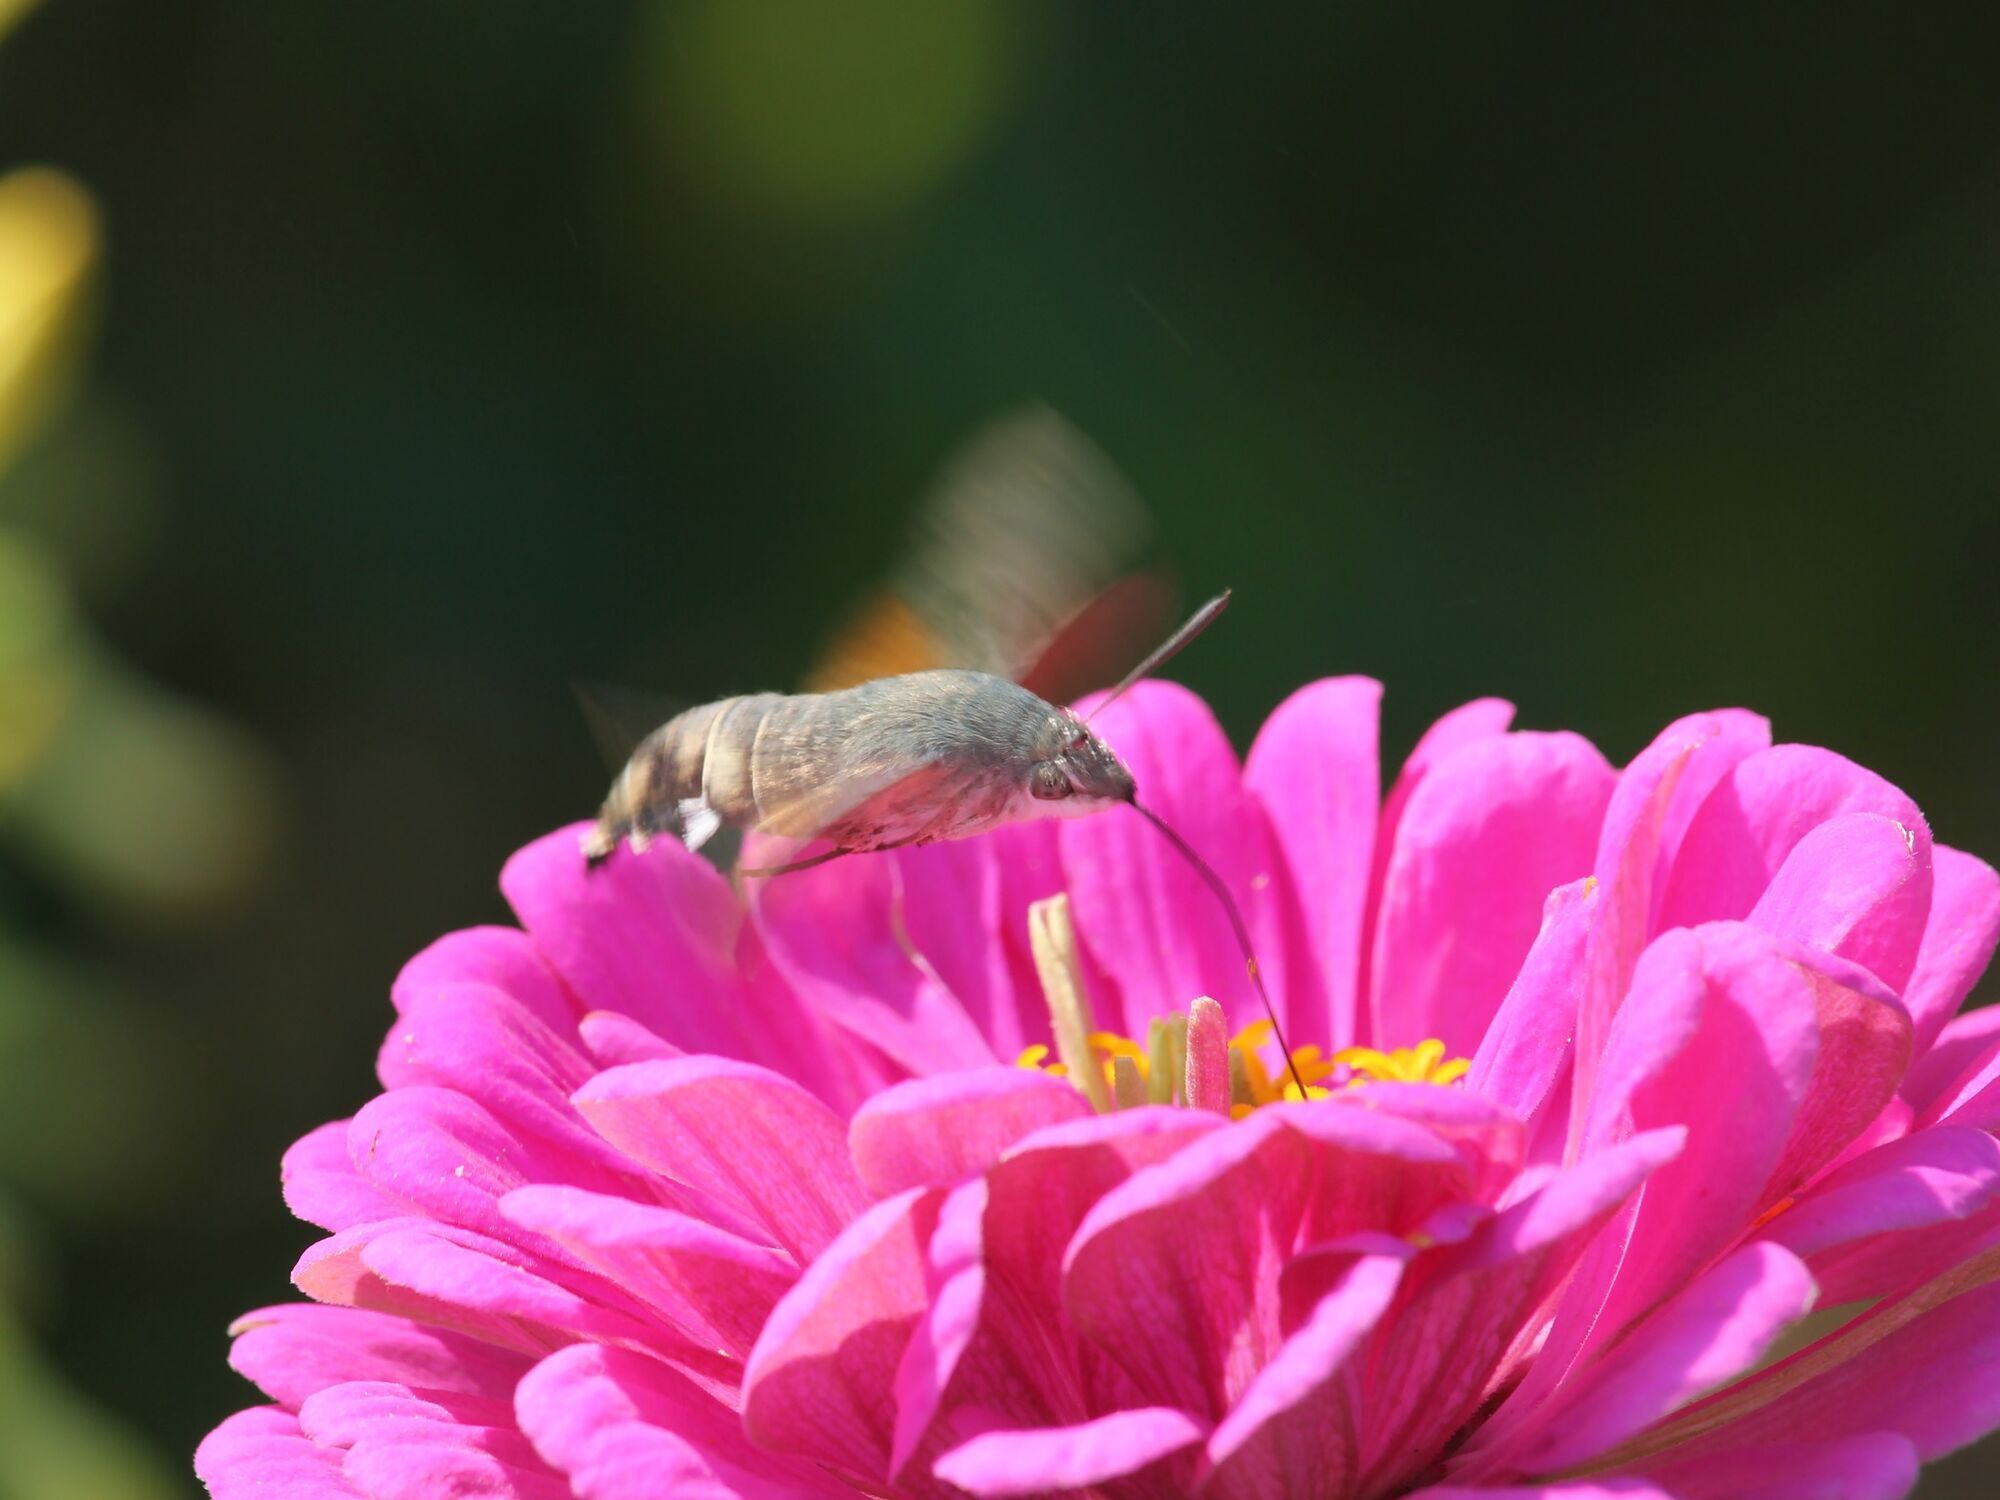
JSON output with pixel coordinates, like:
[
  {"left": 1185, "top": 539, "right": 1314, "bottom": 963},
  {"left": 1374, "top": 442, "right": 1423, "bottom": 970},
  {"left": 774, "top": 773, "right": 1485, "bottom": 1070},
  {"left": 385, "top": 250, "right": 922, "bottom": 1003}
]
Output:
[{"left": 0, "top": 3, "right": 1996, "bottom": 1496}]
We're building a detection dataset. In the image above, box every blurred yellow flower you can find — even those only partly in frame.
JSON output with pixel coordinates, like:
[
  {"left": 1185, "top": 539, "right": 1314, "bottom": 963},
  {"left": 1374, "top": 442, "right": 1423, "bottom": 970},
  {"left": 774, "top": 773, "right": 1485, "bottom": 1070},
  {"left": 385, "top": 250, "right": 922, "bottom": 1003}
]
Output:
[{"left": 0, "top": 167, "right": 97, "bottom": 475}]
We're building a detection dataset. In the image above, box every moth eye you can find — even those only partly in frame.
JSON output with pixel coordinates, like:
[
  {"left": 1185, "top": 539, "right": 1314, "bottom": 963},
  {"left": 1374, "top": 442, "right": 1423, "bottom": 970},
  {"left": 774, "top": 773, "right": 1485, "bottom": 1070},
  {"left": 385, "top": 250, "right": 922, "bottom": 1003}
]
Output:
[
  {"left": 1031, "top": 763, "right": 1072, "bottom": 801},
  {"left": 1069, "top": 732, "right": 1089, "bottom": 751}
]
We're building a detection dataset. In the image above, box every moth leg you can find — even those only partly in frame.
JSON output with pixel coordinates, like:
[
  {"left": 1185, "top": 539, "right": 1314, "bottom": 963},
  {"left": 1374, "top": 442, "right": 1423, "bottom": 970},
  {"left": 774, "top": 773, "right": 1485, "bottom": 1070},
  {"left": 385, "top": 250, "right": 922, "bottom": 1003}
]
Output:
[{"left": 738, "top": 847, "right": 853, "bottom": 878}]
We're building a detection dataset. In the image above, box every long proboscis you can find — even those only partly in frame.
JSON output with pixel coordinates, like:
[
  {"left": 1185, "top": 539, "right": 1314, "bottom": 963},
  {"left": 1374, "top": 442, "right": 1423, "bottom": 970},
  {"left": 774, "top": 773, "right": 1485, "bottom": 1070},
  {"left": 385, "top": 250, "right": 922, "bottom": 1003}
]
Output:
[
  {"left": 1131, "top": 799, "right": 1307, "bottom": 1098},
  {"left": 1086, "top": 589, "right": 1231, "bottom": 722}
]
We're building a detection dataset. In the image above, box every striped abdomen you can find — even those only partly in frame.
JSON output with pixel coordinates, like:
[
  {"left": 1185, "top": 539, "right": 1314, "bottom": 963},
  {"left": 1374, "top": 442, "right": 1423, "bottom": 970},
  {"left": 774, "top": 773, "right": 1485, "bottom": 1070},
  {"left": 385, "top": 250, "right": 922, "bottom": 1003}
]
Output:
[
  {"left": 580, "top": 671, "right": 1049, "bottom": 867},
  {"left": 581, "top": 693, "right": 783, "bottom": 864}
]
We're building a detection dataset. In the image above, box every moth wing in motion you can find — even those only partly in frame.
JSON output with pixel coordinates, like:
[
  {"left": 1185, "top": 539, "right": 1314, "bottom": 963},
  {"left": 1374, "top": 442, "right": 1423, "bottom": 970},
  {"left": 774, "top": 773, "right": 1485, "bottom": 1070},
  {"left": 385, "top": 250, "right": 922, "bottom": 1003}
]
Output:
[
  {"left": 807, "top": 404, "right": 1174, "bottom": 697},
  {"left": 736, "top": 760, "right": 960, "bottom": 877}
]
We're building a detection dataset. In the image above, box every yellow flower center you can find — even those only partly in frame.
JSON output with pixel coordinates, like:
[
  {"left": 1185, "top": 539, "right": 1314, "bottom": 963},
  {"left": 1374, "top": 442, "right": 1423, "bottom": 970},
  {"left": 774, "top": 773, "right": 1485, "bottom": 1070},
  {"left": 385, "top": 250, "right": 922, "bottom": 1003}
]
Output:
[
  {"left": 1017, "top": 1022, "right": 1468, "bottom": 1119},
  {"left": 1020, "top": 892, "right": 1469, "bottom": 1118}
]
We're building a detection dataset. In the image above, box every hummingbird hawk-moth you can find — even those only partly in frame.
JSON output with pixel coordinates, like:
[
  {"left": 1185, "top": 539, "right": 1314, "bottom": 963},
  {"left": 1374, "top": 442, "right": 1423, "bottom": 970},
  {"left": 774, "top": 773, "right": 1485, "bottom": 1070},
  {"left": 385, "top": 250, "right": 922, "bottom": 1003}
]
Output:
[
  {"left": 579, "top": 592, "right": 1225, "bottom": 872},
  {"left": 577, "top": 408, "right": 1301, "bottom": 1085}
]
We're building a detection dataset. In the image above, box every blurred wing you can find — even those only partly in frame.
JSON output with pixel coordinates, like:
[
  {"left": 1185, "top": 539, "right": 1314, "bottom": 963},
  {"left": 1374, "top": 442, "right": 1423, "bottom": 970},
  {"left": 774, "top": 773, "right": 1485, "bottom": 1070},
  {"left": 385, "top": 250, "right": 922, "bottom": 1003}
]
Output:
[
  {"left": 752, "top": 758, "right": 955, "bottom": 847},
  {"left": 1015, "top": 570, "right": 1179, "bottom": 709},
  {"left": 571, "top": 680, "right": 688, "bottom": 771},
  {"left": 807, "top": 405, "right": 1172, "bottom": 693}
]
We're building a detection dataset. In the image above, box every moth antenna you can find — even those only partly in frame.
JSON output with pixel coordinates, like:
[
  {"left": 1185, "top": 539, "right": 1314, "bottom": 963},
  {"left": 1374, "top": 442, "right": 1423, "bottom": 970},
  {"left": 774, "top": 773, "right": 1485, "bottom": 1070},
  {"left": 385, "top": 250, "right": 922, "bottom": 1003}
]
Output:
[
  {"left": 1085, "top": 590, "right": 1231, "bottom": 722},
  {"left": 1131, "top": 799, "right": 1307, "bottom": 1098}
]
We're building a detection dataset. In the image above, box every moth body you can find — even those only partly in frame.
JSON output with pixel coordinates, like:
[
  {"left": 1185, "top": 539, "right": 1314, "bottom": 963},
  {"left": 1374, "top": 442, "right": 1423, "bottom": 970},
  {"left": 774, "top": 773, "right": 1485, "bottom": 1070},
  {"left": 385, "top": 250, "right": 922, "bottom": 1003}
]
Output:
[{"left": 582, "top": 669, "right": 1135, "bottom": 868}]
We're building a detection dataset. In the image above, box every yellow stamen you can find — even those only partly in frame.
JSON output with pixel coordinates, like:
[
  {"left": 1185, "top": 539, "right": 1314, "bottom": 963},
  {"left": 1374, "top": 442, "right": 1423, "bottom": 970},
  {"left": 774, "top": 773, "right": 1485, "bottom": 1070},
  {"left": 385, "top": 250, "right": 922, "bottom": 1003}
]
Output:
[
  {"left": 1017, "top": 899, "right": 1471, "bottom": 1114},
  {"left": 1331, "top": 1040, "right": 1472, "bottom": 1087},
  {"left": 1028, "top": 894, "right": 1111, "bottom": 1113}
]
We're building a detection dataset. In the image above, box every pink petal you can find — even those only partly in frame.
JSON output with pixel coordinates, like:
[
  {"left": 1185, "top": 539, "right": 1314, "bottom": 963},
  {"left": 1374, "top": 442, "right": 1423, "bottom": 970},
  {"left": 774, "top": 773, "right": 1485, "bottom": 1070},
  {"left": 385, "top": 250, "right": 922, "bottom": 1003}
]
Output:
[
  {"left": 1913, "top": 1034, "right": 2000, "bottom": 1132},
  {"left": 1758, "top": 1125, "right": 2000, "bottom": 1305},
  {"left": 1062, "top": 1104, "right": 1463, "bottom": 1418},
  {"left": 1355, "top": 1129, "right": 1687, "bottom": 1494},
  {"left": 848, "top": 1067, "right": 1090, "bottom": 1198},
  {"left": 1059, "top": 680, "right": 1288, "bottom": 1036},
  {"left": 1746, "top": 812, "right": 1932, "bottom": 996},
  {"left": 341, "top": 1442, "right": 572, "bottom": 1500},
  {"left": 1242, "top": 676, "right": 1384, "bottom": 1051},
  {"left": 576, "top": 1011, "right": 682, "bottom": 1068},
  {"left": 295, "top": 1379, "right": 521, "bottom": 1451},
  {"left": 1199, "top": 1250, "right": 1405, "bottom": 1500},
  {"left": 1644, "top": 1258, "right": 2000, "bottom": 1464},
  {"left": 301, "top": 1383, "right": 569, "bottom": 1500},
  {"left": 500, "top": 1184, "right": 797, "bottom": 1360},
  {"left": 1510, "top": 925, "right": 1818, "bottom": 1425},
  {"left": 284, "top": 1119, "right": 397, "bottom": 1233},
  {"left": 227, "top": 1303, "right": 531, "bottom": 1408},
  {"left": 346, "top": 1086, "right": 614, "bottom": 1258},
  {"left": 1655, "top": 745, "right": 1926, "bottom": 935},
  {"left": 294, "top": 1219, "right": 679, "bottom": 1363},
  {"left": 517, "top": 1344, "right": 827, "bottom": 1500},
  {"left": 1500, "top": 1241, "right": 1818, "bottom": 1474},
  {"left": 1468, "top": 878, "right": 1596, "bottom": 1158},
  {"left": 1336, "top": 1084, "right": 1525, "bottom": 1205},
  {"left": 747, "top": 841, "right": 1003, "bottom": 1076},
  {"left": 502, "top": 827, "right": 838, "bottom": 1093},
  {"left": 1575, "top": 710, "right": 1770, "bottom": 1122},
  {"left": 572, "top": 1056, "right": 872, "bottom": 1263},
  {"left": 1367, "top": 729, "right": 1615, "bottom": 1057},
  {"left": 393, "top": 925, "right": 577, "bottom": 1038},
  {"left": 1356, "top": 696, "right": 1516, "bottom": 1042},
  {"left": 1902, "top": 1004, "right": 2000, "bottom": 1118},
  {"left": 741, "top": 1188, "right": 943, "bottom": 1489},
  {"left": 931, "top": 1407, "right": 1209, "bottom": 1497},
  {"left": 195, "top": 1407, "right": 364, "bottom": 1500},
  {"left": 1762, "top": 939, "right": 1912, "bottom": 1200},
  {"left": 891, "top": 1110, "right": 1225, "bottom": 1474},
  {"left": 376, "top": 984, "right": 640, "bottom": 1184},
  {"left": 894, "top": 836, "right": 1051, "bottom": 1061},
  {"left": 1639, "top": 1431, "right": 1918, "bottom": 1500},
  {"left": 1412, "top": 1485, "right": 1673, "bottom": 1499},
  {"left": 1903, "top": 845, "right": 2000, "bottom": 1055}
]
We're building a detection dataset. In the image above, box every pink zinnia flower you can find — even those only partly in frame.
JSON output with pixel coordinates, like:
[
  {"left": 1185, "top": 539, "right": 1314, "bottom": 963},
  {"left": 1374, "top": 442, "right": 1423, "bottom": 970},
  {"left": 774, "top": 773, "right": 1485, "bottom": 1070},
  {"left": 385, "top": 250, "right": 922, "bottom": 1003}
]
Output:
[{"left": 197, "top": 680, "right": 2000, "bottom": 1500}]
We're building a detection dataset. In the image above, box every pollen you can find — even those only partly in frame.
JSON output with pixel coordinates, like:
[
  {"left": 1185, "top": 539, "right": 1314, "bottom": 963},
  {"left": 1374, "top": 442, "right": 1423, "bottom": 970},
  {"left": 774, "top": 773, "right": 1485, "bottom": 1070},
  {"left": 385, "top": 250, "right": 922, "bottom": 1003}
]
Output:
[{"left": 1020, "top": 893, "right": 1469, "bottom": 1116}]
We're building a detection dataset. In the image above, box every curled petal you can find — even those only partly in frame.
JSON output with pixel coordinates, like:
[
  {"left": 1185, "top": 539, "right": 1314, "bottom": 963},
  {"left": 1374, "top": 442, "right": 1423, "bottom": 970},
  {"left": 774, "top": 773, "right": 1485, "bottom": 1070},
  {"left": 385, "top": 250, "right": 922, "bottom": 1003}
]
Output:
[
  {"left": 517, "top": 1344, "right": 827, "bottom": 1500},
  {"left": 392, "top": 925, "right": 576, "bottom": 1036},
  {"left": 1639, "top": 1431, "right": 1918, "bottom": 1500},
  {"left": 1576, "top": 709, "right": 1771, "bottom": 1108},
  {"left": 1904, "top": 845, "right": 2000, "bottom": 1055},
  {"left": 1656, "top": 745, "right": 1925, "bottom": 936},
  {"left": 196, "top": 1407, "right": 364, "bottom": 1499},
  {"left": 283, "top": 1119, "right": 397, "bottom": 1234},
  {"left": 849, "top": 1067, "right": 1091, "bottom": 1198},
  {"left": 933, "top": 1408, "right": 1209, "bottom": 1498},
  {"left": 1498, "top": 1241, "right": 1818, "bottom": 1475},
  {"left": 1746, "top": 812, "right": 1931, "bottom": 996},
  {"left": 227, "top": 1303, "right": 531, "bottom": 1408},
  {"left": 1468, "top": 878, "right": 1596, "bottom": 1157}
]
